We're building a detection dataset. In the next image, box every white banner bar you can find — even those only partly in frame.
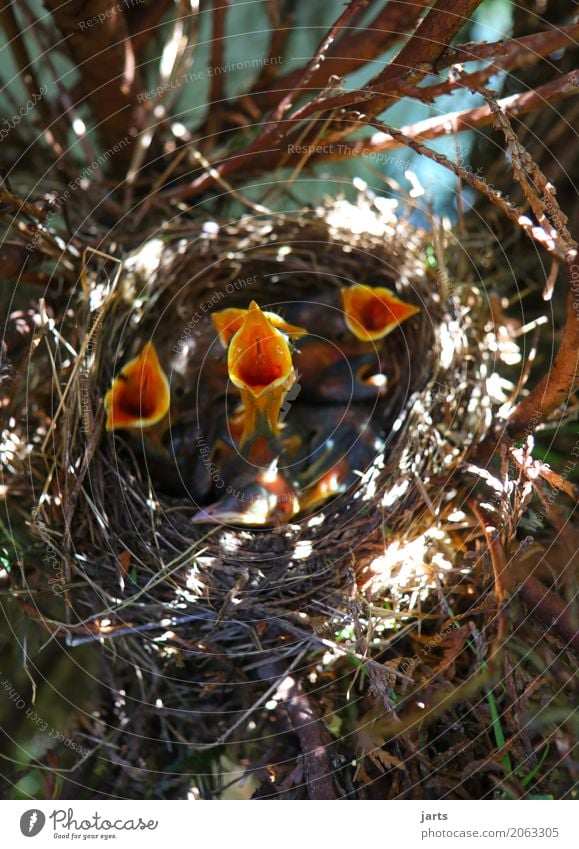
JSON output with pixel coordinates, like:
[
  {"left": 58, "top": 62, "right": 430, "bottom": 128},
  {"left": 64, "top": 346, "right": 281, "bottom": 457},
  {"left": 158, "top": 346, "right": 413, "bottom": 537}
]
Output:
[{"left": 2, "top": 799, "right": 575, "bottom": 848}]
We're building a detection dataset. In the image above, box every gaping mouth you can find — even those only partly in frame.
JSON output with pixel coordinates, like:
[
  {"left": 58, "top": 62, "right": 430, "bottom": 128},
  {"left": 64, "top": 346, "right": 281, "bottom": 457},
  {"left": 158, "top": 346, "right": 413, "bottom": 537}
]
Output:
[
  {"left": 213, "top": 304, "right": 306, "bottom": 349},
  {"left": 105, "top": 342, "right": 170, "bottom": 431},
  {"left": 228, "top": 301, "right": 293, "bottom": 396},
  {"left": 341, "top": 284, "right": 420, "bottom": 342}
]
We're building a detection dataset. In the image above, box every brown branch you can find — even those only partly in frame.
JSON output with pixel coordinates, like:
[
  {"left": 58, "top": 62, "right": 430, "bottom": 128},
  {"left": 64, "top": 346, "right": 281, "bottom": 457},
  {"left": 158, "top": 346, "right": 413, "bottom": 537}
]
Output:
[
  {"left": 507, "top": 282, "right": 579, "bottom": 438},
  {"left": 44, "top": 0, "right": 148, "bottom": 173},
  {"left": 345, "top": 117, "right": 572, "bottom": 258},
  {"left": 244, "top": 0, "right": 431, "bottom": 115},
  {"left": 271, "top": 0, "right": 372, "bottom": 124},
  {"left": 294, "top": 21, "right": 579, "bottom": 115},
  {"left": 178, "top": 0, "right": 482, "bottom": 197},
  {"left": 201, "top": 0, "right": 231, "bottom": 145},
  {"left": 475, "top": 83, "right": 579, "bottom": 438},
  {"left": 260, "top": 661, "right": 338, "bottom": 799},
  {"left": 470, "top": 502, "right": 509, "bottom": 608},
  {"left": 533, "top": 464, "right": 578, "bottom": 503},
  {"left": 130, "top": 0, "right": 173, "bottom": 53},
  {"left": 250, "top": 1, "right": 290, "bottom": 92},
  {"left": 176, "top": 35, "right": 577, "bottom": 199},
  {"left": 166, "top": 69, "right": 577, "bottom": 204},
  {"left": 484, "top": 86, "right": 575, "bottom": 254},
  {"left": 302, "top": 0, "right": 484, "bottom": 119},
  {"left": 176, "top": 0, "right": 373, "bottom": 196},
  {"left": 370, "top": 0, "right": 482, "bottom": 82},
  {"left": 436, "top": 22, "right": 579, "bottom": 70},
  {"left": 209, "top": 0, "right": 229, "bottom": 106},
  {"left": 310, "top": 72, "right": 579, "bottom": 162},
  {"left": 169, "top": 84, "right": 576, "bottom": 247},
  {"left": 509, "top": 444, "right": 579, "bottom": 505},
  {"left": 194, "top": 2, "right": 431, "bottom": 139},
  {"left": 407, "top": 26, "right": 579, "bottom": 102}
]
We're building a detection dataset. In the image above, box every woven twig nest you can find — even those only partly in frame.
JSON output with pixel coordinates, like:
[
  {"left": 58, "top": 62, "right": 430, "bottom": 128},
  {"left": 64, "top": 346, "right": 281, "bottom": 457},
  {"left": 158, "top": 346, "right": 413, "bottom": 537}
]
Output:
[
  {"left": 9, "top": 197, "right": 502, "bottom": 775},
  {"left": 30, "top": 203, "right": 489, "bottom": 627}
]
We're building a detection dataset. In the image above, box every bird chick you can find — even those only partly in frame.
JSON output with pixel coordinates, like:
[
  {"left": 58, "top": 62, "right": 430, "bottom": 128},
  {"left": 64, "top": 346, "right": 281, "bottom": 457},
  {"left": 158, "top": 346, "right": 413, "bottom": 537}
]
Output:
[
  {"left": 212, "top": 304, "right": 306, "bottom": 348},
  {"left": 104, "top": 342, "right": 170, "bottom": 431},
  {"left": 225, "top": 300, "right": 305, "bottom": 457},
  {"left": 191, "top": 460, "right": 299, "bottom": 526},
  {"left": 341, "top": 284, "right": 420, "bottom": 342},
  {"left": 280, "top": 404, "right": 383, "bottom": 513},
  {"left": 105, "top": 342, "right": 217, "bottom": 501}
]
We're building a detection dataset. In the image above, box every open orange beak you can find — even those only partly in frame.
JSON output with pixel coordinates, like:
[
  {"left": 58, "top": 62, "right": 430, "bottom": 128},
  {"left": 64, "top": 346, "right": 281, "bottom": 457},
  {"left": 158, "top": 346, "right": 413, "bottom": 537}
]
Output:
[
  {"left": 227, "top": 301, "right": 295, "bottom": 446},
  {"left": 104, "top": 342, "right": 170, "bottom": 431},
  {"left": 212, "top": 305, "right": 306, "bottom": 348},
  {"left": 341, "top": 284, "right": 420, "bottom": 342}
]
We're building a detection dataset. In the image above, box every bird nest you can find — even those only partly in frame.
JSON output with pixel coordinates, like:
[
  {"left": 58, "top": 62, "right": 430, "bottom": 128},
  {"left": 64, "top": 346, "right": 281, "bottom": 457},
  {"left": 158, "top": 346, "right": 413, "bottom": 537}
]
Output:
[{"left": 8, "top": 196, "right": 504, "bottom": 775}]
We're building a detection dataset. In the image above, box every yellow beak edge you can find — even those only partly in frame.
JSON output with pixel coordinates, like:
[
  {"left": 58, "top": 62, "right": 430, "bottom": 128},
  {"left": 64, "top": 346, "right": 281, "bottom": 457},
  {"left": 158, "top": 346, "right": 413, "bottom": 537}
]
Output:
[
  {"left": 104, "top": 342, "right": 170, "bottom": 431},
  {"left": 341, "top": 284, "right": 420, "bottom": 342}
]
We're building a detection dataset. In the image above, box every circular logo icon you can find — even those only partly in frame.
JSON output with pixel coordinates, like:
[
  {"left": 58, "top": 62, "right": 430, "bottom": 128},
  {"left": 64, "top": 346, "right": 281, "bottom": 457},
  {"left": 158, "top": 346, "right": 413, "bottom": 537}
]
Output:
[{"left": 20, "top": 810, "right": 46, "bottom": 837}]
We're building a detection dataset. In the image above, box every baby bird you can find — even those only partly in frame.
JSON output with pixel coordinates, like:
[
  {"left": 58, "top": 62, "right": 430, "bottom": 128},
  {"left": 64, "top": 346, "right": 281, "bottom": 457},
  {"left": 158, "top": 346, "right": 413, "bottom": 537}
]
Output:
[
  {"left": 273, "top": 286, "right": 418, "bottom": 403},
  {"left": 340, "top": 283, "right": 420, "bottom": 342},
  {"left": 104, "top": 342, "right": 170, "bottom": 432},
  {"left": 212, "top": 305, "right": 306, "bottom": 348},
  {"left": 279, "top": 403, "right": 383, "bottom": 513},
  {"left": 191, "top": 459, "right": 299, "bottom": 527},
  {"left": 293, "top": 343, "right": 386, "bottom": 403},
  {"left": 215, "top": 300, "right": 306, "bottom": 461},
  {"left": 104, "top": 342, "right": 216, "bottom": 501},
  {"left": 188, "top": 300, "right": 308, "bottom": 524},
  {"left": 104, "top": 286, "right": 415, "bottom": 521}
]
